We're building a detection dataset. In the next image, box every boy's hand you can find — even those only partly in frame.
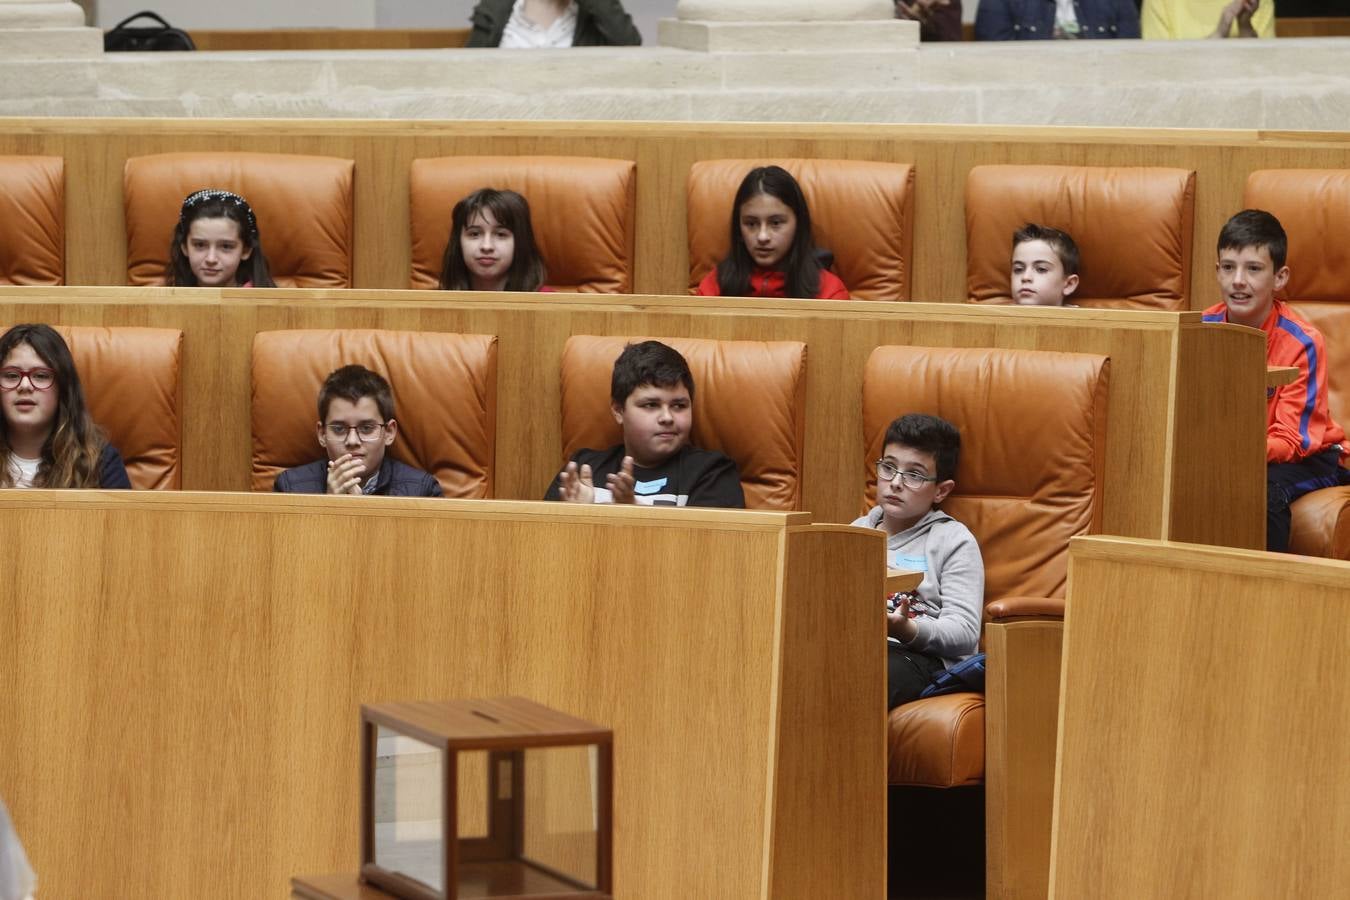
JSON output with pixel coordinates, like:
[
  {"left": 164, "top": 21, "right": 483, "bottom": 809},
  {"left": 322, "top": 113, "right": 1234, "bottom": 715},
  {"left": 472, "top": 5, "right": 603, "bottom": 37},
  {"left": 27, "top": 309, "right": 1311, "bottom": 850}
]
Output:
[
  {"left": 558, "top": 461, "right": 596, "bottom": 503},
  {"left": 1214, "top": 0, "right": 1258, "bottom": 37},
  {"left": 326, "top": 454, "right": 364, "bottom": 495},
  {"left": 887, "top": 595, "right": 919, "bottom": 642},
  {"left": 606, "top": 456, "right": 637, "bottom": 504}
]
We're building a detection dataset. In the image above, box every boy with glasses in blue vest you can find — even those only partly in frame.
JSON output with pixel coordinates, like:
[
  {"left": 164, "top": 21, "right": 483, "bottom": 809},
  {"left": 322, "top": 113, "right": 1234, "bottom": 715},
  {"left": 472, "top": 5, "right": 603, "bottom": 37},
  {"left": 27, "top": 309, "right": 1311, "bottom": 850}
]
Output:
[
  {"left": 852, "top": 413, "right": 985, "bottom": 710},
  {"left": 273, "top": 364, "right": 442, "bottom": 497}
]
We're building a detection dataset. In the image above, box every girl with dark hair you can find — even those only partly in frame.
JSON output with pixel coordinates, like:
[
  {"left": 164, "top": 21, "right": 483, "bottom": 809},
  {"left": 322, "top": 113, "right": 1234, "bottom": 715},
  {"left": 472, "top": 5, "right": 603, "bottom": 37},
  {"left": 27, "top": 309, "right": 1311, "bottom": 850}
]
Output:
[
  {"left": 439, "top": 188, "right": 552, "bottom": 292},
  {"left": 168, "top": 189, "right": 276, "bottom": 288},
  {"left": 697, "top": 165, "right": 849, "bottom": 300},
  {"left": 0, "top": 324, "right": 130, "bottom": 489}
]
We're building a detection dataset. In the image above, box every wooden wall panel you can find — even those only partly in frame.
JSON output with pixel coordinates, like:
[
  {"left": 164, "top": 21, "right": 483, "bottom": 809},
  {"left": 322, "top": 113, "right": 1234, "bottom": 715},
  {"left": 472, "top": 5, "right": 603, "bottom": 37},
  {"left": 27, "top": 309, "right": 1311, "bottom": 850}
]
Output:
[
  {"left": 3, "top": 118, "right": 1350, "bottom": 307},
  {"left": 1051, "top": 536, "right": 1350, "bottom": 899},
  {"left": 0, "top": 289, "right": 1268, "bottom": 548},
  {"left": 0, "top": 492, "right": 880, "bottom": 900}
]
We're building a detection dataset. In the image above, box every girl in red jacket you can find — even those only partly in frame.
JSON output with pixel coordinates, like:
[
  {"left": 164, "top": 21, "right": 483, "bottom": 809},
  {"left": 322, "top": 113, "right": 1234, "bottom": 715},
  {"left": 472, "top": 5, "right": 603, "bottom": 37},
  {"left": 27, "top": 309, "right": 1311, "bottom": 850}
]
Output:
[{"left": 697, "top": 165, "right": 849, "bottom": 300}]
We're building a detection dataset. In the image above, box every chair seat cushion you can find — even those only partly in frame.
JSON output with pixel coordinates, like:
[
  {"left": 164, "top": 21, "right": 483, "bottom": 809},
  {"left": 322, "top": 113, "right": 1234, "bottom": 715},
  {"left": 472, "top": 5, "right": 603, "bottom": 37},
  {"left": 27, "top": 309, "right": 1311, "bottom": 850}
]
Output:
[
  {"left": 1289, "top": 486, "right": 1350, "bottom": 560},
  {"left": 887, "top": 692, "right": 985, "bottom": 788}
]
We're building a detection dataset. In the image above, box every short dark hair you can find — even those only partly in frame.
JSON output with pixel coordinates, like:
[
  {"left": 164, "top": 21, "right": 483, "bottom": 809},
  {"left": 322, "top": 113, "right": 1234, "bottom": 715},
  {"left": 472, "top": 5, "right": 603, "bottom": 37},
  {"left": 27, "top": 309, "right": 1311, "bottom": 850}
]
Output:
[
  {"left": 1012, "top": 223, "right": 1080, "bottom": 277},
  {"left": 882, "top": 413, "right": 961, "bottom": 483},
  {"left": 1218, "top": 209, "right": 1287, "bottom": 270},
  {"left": 610, "top": 341, "right": 695, "bottom": 407},
  {"left": 317, "top": 365, "right": 395, "bottom": 423}
]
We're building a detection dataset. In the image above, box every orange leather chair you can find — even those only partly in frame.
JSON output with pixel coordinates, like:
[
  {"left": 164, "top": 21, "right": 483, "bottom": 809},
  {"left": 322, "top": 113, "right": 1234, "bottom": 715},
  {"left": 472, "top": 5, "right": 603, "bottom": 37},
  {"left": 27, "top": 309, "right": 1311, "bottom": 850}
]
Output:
[
  {"left": 1245, "top": 170, "right": 1350, "bottom": 559},
  {"left": 966, "top": 164, "right": 1196, "bottom": 309},
  {"left": 409, "top": 156, "right": 637, "bottom": 293},
  {"left": 250, "top": 329, "right": 498, "bottom": 497},
  {"left": 863, "top": 344, "right": 1108, "bottom": 896},
  {"left": 557, "top": 335, "right": 806, "bottom": 509},
  {"left": 123, "top": 152, "right": 355, "bottom": 287},
  {"left": 686, "top": 158, "right": 915, "bottom": 300},
  {"left": 55, "top": 325, "right": 183, "bottom": 490},
  {"left": 0, "top": 156, "right": 64, "bottom": 285}
]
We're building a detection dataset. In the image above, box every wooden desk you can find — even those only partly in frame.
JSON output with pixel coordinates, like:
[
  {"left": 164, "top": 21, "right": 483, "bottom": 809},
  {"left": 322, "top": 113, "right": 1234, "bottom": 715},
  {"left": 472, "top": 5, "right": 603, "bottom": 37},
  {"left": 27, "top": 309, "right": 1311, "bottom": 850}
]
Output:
[
  {"left": 0, "top": 492, "right": 886, "bottom": 900},
  {"left": 1050, "top": 536, "right": 1350, "bottom": 898}
]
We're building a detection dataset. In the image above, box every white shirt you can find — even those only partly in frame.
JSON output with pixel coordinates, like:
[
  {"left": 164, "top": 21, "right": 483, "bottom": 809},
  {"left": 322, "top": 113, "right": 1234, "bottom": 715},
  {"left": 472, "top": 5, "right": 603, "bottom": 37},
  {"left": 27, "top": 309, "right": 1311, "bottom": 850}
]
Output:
[
  {"left": 1054, "top": 0, "right": 1081, "bottom": 38},
  {"left": 6, "top": 455, "right": 39, "bottom": 488},
  {"left": 499, "top": 0, "right": 579, "bottom": 49}
]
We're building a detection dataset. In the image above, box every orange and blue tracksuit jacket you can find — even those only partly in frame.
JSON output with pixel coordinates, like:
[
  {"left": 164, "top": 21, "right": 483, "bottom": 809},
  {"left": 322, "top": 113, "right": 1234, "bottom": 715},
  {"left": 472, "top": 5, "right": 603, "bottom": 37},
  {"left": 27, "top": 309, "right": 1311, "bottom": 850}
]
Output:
[{"left": 1203, "top": 300, "right": 1347, "bottom": 465}]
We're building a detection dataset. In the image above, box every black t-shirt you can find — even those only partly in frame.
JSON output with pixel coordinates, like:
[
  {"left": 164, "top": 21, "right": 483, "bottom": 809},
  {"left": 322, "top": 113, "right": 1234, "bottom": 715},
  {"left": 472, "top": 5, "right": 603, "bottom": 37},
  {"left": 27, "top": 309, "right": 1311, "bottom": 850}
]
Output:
[{"left": 544, "top": 444, "right": 745, "bottom": 508}]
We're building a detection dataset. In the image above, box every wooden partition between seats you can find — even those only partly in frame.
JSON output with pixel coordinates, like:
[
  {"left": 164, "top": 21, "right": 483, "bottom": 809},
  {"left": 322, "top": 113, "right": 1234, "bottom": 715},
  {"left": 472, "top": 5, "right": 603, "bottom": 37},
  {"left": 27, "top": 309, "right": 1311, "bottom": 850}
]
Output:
[
  {"left": 0, "top": 491, "right": 885, "bottom": 900},
  {"left": 3, "top": 117, "right": 1350, "bottom": 307},
  {"left": 1051, "top": 537, "right": 1350, "bottom": 898},
  {"left": 190, "top": 28, "right": 471, "bottom": 51},
  {"left": 0, "top": 288, "right": 1268, "bottom": 548}
]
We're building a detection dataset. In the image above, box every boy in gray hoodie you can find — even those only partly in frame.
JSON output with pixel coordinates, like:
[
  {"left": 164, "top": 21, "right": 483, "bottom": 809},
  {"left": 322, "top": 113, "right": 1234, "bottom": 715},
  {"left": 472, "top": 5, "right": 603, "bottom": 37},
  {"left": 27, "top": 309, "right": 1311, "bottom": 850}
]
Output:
[{"left": 852, "top": 413, "right": 985, "bottom": 710}]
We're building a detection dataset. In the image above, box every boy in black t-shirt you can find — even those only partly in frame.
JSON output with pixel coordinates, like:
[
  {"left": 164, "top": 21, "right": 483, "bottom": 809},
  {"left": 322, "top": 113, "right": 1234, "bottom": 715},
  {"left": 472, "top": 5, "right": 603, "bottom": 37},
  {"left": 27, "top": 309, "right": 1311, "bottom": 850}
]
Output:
[{"left": 544, "top": 341, "right": 744, "bottom": 508}]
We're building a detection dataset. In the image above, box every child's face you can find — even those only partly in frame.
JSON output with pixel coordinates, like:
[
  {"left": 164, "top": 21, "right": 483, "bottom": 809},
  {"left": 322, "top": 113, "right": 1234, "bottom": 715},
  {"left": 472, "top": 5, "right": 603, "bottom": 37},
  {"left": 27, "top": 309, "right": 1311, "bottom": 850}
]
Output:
[
  {"left": 877, "top": 442, "right": 955, "bottom": 535},
  {"left": 0, "top": 342, "right": 59, "bottom": 438},
  {"left": 739, "top": 192, "right": 797, "bottom": 270},
  {"left": 1011, "top": 240, "right": 1078, "bottom": 306},
  {"left": 316, "top": 396, "right": 396, "bottom": 481},
  {"left": 1216, "top": 244, "right": 1288, "bottom": 328},
  {"left": 611, "top": 382, "right": 692, "bottom": 469},
  {"left": 182, "top": 217, "right": 252, "bottom": 287},
  {"left": 461, "top": 209, "right": 515, "bottom": 290}
]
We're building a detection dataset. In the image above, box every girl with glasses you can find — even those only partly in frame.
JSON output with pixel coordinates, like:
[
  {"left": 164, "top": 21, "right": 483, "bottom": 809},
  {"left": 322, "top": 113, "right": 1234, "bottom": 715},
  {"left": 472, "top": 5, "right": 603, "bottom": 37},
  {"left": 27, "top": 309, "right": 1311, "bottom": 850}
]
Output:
[{"left": 0, "top": 324, "right": 131, "bottom": 490}]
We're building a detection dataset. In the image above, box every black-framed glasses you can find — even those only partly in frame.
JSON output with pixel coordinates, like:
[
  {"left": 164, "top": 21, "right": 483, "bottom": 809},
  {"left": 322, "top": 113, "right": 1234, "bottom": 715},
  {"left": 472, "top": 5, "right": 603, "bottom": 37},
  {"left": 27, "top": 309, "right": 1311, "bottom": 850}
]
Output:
[
  {"left": 324, "top": 421, "right": 388, "bottom": 443},
  {"left": 0, "top": 367, "right": 56, "bottom": 392},
  {"left": 874, "top": 460, "right": 939, "bottom": 490}
]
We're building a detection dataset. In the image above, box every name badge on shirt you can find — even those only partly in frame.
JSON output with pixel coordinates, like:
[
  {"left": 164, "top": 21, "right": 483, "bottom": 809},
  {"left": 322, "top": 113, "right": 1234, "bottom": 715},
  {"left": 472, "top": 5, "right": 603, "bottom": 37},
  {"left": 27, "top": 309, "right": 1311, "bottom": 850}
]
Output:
[
  {"left": 889, "top": 553, "right": 928, "bottom": 572},
  {"left": 634, "top": 477, "right": 668, "bottom": 495}
]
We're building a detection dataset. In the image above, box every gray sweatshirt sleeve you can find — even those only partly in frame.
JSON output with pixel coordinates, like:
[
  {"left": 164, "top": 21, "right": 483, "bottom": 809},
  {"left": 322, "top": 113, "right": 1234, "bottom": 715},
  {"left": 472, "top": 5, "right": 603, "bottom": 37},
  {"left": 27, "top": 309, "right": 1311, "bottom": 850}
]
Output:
[{"left": 904, "top": 521, "right": 984, "bottom": 662}]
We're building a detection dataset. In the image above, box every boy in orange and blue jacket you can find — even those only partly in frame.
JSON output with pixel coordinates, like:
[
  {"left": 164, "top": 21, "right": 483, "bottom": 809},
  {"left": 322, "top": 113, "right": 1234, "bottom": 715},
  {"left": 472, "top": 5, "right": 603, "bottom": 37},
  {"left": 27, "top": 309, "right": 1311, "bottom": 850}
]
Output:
[{"left": 1202, "top": 209, "right": 1349, "bottom": 552}]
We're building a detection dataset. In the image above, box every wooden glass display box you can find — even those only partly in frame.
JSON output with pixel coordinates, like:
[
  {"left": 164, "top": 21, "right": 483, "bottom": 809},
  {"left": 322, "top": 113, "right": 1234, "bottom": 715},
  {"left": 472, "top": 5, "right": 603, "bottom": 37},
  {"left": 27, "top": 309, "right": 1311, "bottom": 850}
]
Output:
[{"left": 327, "top": 697, "right": 612, "bottom": 900}]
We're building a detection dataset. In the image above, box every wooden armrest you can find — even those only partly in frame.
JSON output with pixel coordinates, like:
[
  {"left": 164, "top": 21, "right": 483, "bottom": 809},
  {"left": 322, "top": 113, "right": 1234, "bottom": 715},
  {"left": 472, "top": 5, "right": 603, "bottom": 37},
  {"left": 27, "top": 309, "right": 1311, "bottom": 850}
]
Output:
[
  {"left": 985, "top": 596, "right": 1064, "bottom": 621},
  {"left": 886, "top": 568, "right": 922, "bottom": 594},
  {"left": 1266, "top": 365, "right": 1299, "bottom": 388}
]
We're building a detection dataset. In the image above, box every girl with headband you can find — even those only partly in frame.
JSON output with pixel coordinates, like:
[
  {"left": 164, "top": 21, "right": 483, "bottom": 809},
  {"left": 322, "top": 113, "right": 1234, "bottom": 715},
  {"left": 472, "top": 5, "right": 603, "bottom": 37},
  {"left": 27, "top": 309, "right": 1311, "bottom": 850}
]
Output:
[{"left": 167, "top": 189, "right": 276, "bottom": 288}]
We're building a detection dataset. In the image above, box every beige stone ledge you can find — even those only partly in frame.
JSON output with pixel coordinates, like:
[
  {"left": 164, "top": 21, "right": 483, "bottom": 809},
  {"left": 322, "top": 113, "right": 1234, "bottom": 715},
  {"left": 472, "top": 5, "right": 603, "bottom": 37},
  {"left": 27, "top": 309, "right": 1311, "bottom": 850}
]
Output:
[
  {"left": 0, "top": 38, "right": 1347, "bottom": 131},
  {"left": 0, "top": 25, "right": 101, "bottom": 59},
  {"left": 659, "top": 18, "right": 918, "bottom": 53}
]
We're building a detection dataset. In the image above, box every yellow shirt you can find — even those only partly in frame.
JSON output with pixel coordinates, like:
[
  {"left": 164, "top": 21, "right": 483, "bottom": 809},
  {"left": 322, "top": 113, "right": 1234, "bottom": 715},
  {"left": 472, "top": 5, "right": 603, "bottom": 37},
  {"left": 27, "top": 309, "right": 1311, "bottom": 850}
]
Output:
[{"left": 1141, "top": 0, "right": 1276, "bottom": 39}]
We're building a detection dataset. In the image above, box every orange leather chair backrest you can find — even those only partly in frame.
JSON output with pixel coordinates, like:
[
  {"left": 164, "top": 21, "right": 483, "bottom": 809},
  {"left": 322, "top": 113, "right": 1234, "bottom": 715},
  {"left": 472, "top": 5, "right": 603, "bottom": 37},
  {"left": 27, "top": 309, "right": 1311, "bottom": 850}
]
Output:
[
  {"left": 1245, "top": 169, "right": 1350, "bottom": 429},
  {"left": 862, "top": 345, "right": 1110, "bottom": 602},
  {"left": 251, "top": 329, "right": 498, "bottom": 497},
  {"left": 966, "top": 164, "right": 1195, "bottom": 310},
  {"left": 686, "top": 158, "right": 915, "bottom": 300},
  {"left": 558, "top": 335, "right": 807, "bottom": 509},
  {"left": 123, "top": 152, "right": 355, "bottom": 287},
  {"left": 0, "top": 156, "right": 64, "bottom": 285},
  {"left": 409, "top": 155, "right": 637, "bottom": 293},
  {"left": 53, "top": 325, "right": 183, "bottom": 490}
]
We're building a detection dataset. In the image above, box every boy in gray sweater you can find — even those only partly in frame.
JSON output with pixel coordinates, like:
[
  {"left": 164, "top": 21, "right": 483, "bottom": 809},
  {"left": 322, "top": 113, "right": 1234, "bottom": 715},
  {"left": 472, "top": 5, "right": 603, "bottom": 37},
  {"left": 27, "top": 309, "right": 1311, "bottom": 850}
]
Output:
[{"left": 852, "top": 413, "right": 985, "bottom": 710}]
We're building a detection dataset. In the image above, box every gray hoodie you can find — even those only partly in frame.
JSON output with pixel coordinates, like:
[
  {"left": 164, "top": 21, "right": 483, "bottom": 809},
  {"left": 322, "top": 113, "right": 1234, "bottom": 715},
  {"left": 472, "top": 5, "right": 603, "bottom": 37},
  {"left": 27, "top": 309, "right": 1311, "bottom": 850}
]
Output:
[{"left": 851, "top": 506, "right": 985, "bottom": 667}]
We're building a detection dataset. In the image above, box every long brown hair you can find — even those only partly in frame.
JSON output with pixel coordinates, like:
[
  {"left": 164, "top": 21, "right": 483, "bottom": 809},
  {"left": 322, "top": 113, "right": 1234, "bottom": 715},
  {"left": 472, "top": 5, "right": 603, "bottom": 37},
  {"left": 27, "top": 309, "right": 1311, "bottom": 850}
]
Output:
[
  {"left": 0, "top": 324, "right": 107, "bottom": 488},
  {"left": 439, "top": 188, "right": 547, "bottom": 291}
]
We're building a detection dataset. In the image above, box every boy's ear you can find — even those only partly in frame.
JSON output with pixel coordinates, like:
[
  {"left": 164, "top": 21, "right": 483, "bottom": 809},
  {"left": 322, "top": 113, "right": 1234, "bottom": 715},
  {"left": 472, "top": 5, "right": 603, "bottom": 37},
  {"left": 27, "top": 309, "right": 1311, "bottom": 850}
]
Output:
[
  {"left": 1062, "top": 274, "right": 1080, "bottom": 298},
  {"left": 383, "top": 418, "right": 398, "bottom": 446},
  {"left": 610, "top": 401, "right": 625, "bottom": 427},
  {"left": 315, "top": 421, "right": 327, "bottom": 449},
  {"left": 1275, "top": 265, "right": 1291, "bottom": 294},
  {"left": 934, "top": 479, "right": 956, "bottom": 506}
]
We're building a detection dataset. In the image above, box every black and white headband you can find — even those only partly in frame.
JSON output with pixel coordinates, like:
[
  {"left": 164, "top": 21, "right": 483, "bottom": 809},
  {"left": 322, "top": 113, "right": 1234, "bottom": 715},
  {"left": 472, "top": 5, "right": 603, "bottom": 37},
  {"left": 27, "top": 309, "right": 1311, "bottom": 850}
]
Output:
[{"left": 180, "top": 189, "right": 259, "bottom": 238}]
